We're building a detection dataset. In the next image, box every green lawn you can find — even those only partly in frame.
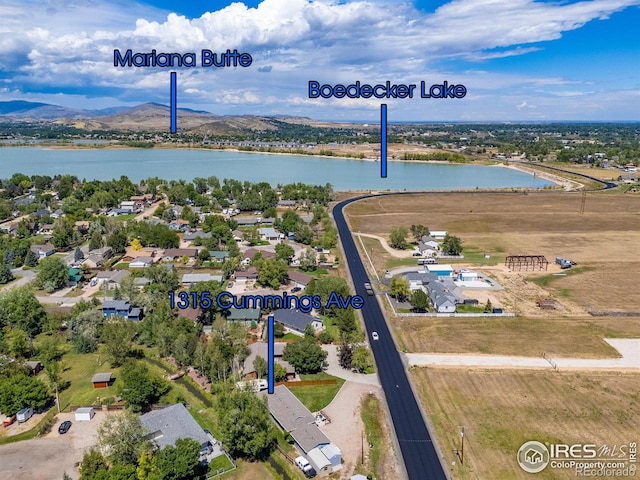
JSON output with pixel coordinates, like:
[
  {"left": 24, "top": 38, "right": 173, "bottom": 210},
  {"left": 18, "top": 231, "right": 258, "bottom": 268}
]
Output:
[
  {"left": 290, "top": 373, "right": 345, "bottom": 412},
  {"left": 207, "top": 454, "right": 235, "bottom": 475},
  {"left": 359, "top": 393, "right": 385, "bottom": 478}
]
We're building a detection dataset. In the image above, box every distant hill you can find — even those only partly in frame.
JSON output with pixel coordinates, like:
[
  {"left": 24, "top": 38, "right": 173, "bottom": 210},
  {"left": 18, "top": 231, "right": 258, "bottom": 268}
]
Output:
[{"left": 0, "top": 100, "right": 330, "bottom": 132}]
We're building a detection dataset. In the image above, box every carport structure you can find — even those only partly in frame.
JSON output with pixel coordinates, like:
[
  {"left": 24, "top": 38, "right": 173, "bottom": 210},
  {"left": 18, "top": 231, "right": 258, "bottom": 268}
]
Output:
[{"left": 506, "top": 255, "right": 549, "bottom": 271}]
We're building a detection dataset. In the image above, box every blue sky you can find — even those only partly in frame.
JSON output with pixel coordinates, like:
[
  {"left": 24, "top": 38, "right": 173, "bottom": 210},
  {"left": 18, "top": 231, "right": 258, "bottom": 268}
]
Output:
[{"left": 0, "top": 0, "right": 638, "bottom": 121}]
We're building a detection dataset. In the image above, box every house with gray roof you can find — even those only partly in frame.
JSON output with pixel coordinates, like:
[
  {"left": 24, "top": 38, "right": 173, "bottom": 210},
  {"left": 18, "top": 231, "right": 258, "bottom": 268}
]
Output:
[
  {"left": 140, "top": 403, "right": 210, "bottom": 450},
  {"left": 273, "top": 309, "right": 323, "bottom": 334},
  {"left": 262, "top": 385, "right": 331, "bottom": 453},
  {"left": 181, "top": 273, "right": 223, "bottom": 287},
  {"left": 101, "top": 300, "right": 142, "bottom": 321},
  {"left": 226, "top": 307, "right": 261, "bottom": 325}
]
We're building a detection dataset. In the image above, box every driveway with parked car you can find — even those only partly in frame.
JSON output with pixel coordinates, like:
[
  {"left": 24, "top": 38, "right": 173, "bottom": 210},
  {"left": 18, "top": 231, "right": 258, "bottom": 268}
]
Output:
[{"left": 0, "top": 411, "right": 105, "bottom": 480}]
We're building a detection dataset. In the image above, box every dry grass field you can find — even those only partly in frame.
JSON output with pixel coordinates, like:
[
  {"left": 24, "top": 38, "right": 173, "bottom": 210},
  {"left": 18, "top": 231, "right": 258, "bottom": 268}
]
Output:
[
  {"left": 412, "top": 368, "right": 640, "bottom": 480},
  {"left": 345, "top": 191, "right": 640, "bottom": 356}
]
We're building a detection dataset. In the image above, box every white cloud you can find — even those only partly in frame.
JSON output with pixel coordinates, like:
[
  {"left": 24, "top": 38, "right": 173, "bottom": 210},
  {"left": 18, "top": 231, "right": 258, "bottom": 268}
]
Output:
[{"left": 0, "top": 0, "right": 638, "bottom": 120}]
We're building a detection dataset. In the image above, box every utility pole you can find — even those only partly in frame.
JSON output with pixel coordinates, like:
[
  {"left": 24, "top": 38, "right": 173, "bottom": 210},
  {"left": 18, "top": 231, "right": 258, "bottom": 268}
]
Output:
[{"left": 456, "top": 426, "right": 468, "bottom": 465}]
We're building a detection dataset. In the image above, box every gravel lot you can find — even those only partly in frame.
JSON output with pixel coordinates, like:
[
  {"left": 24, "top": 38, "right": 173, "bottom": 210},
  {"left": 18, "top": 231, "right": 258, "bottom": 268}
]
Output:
[{"left": 0, "top": 411, "right": 105, "bottom": 480}]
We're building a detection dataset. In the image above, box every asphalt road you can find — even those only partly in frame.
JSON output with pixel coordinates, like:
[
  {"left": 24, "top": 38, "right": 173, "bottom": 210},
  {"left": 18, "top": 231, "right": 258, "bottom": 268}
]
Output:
[{"left": 333, "top": 195, "right": 447, "bottom": 480}]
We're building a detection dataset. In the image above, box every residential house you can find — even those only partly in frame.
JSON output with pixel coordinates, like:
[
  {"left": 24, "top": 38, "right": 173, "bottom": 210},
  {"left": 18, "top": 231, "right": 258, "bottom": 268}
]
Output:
[
  {"left": 208, "top": 251, "right": 230, "bottom": 263},
  {"left": 273, "top": 309, "right": 323, "bottom": 334},
  {"left": 288, "top": 271, "right": 313, "bottom": 289},
  {"left": 129, "top": 256, "right": 155, "bottom": 269},
  {"left": 101, "top": 300, "right": 142, "bottom": 321},
  {"left": 225, "top": 307, "right": 261, "bottom": 325},
  {"left": 50, "top": 209, "right": 64, "bottom": 219},
  {"left": 183, "top": 231, "right": 212, "bottom": 242},
  {"left": 169, "top": 219, "right": 190, "bottom": 231},
  {"left": 89, "top": 247, "right": 113, "bottom": 260},
  {"left": 262, "top": 385, "right": 341, "bottom": 476},
  {"left": 277, "top": 200, "right": 297, "bottom": 208},
  {"left": 430, "top": 230, "right": 448, "bottom": 241},
  {"left": 258, "top": 227, "right": 281, "bottom": 241},
  {"left": 140, "top": 404, "right": 225, "bottom": 465},
  {"left": 107, "top": 208, "right": 131, "bottom": 217},
  {"left": 181, "top": 273, "right": 222, "bottom": 287},
  {"left": 95, "top": 270, "right": 130, "bottom": 289},
  {"left": 30, "top": 244, "right": 56, "bottom": 259},
  {"left": 242, "top": 248, "right": 276, "bottom": 263},
  {"left": 242, "top": 342, "right": 296, "bottom": 381},
  {"left": 83, "top": 254, "right": 105, "bottom": 269},
  {"left": 161, "top": 248, "right": 198, "bottom": 262},
  {"left": 234, "top": 266, "right": 258, "bottom": 282}
]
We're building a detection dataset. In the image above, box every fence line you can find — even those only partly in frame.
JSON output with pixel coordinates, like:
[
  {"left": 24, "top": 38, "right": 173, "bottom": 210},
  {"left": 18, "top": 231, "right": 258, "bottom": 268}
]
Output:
[{"left": 275, "top": 379, "right": 337, "bottom": 388}]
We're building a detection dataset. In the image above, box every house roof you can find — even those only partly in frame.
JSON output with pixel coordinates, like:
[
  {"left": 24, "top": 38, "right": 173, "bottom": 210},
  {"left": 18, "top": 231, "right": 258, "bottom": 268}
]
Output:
[
  {"left": 184, "top": 231, "right": 212, "bottom": 241},
  {"left": 92, "top": 372, "right": 113, "bottom": 383},
  {"left": 182, "top": 273, "right": 222, "bottom": 284},
  {"left": 242, "top": 342, "right": 294, "bottom": 376},
  {"left": 102, "top": 300, "right": 130, "bottom": 311},
  {"left": 130, "top": 256, "right": 154, "bottom": 265},
  {"left": 262, "top": 385, "right": 330, "bottom": 453},
  {"left": 273, "top": 309, "right": 322, "bottom": 333},
  {"left": 140, "top": 403, "right": 209, "bottom": 449},
  {"left": 235, "top": 266, "right": 258, "bottom": 278},
  {"left": 209, "top": 251, "right": 230, "bottom": 260},
  {"left": 226, "top": 307, "right": 261, "bottom": 321},
  {"left": 30, "top": 244, "right": 55, "bottom": 254},
  {"left": 163, "top": 248, "right": 198, "bottom": 258},
  {"left": 288, "top": 271, "right": 313, "bottom": 286},
  {"left": 243, "top": 248, "right": 276, "bottom": 260}
]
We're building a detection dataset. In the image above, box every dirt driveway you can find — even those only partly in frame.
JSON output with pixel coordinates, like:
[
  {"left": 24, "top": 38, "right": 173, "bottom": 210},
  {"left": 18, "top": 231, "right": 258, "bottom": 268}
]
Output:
[{"left": 0, "top": 411, "right": 105, "bottom": 480}]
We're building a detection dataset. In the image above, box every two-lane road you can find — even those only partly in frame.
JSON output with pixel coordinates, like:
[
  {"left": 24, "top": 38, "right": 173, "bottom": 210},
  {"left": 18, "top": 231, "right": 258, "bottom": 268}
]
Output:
[{"left": 333, "top": 195, "right": 447, "bottom": 480}]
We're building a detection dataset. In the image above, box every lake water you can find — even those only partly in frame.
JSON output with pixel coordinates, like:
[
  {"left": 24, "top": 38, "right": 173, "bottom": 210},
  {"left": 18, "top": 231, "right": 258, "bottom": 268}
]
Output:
[{"left": 0, "top": 147, "right": 553, "bottom": 191}]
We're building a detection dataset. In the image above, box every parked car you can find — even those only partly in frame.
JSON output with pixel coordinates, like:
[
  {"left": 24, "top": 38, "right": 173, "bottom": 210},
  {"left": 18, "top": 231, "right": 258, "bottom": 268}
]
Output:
[
  {"left": 291, "top": 286, "right": 302, "bottom": 293},
  {"left": 58, "top": 420, "right": 72, "bottom": 434},
  {"left": 412, "top": 251, "right": 422, "bottom": 256}
]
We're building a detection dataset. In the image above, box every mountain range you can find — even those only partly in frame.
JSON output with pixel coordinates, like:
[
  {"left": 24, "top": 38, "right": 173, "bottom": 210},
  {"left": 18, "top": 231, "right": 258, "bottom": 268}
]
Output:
[{"left": 0, "top": 100, "right": 318, "bottom": 133}]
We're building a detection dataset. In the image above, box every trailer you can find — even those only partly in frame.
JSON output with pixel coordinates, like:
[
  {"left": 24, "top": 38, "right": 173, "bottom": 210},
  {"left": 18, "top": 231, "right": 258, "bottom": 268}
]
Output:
[{"left": 16, "top": 407, "right": 33, "bottom": 423}]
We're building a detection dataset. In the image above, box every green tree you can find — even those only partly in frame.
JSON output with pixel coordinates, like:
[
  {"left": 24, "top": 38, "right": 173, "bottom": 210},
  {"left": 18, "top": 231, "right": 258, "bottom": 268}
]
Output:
[
  {"left": 97, "top": 410, "right": 152, "bottom": 466},
  {"left": 0, "top": 373, "right": 51, "bottom": 416},
  {"left": 273, "top": 362, "right": 288, "bottom": 382},
  {"left": 389, "top": 226, "right": 408, "bottom": 249},
  {"left": 79, "top": 448, "right": 109, "bottom": 480},
  {"left": 253, "top": 355, "right": 268, "bottom": 380},
  {"left": 410, "top": 224, "right": 430, "bottom": 242},
  {"left": 275, "top": 243, "right": 295, "bottom": 262},
  {"left": 107, "top": 231, "right": 128, "bottom": 255},
  {"left": 298, "top": 247, "right": 317, "bottom": 272},
  {"left": 4, "top": 326, "right": 31, "bottom": 359},
  {"left": 67, "top": 309, "right": 102, "bottom": 353},
  {"left": 442, "top": 233, "right": 463, "bottom": 256},
  {"left": 0, "top": 285, "right": 47, "bottom": 335},
  {"left": 89, "top": 230, "right": 104, "bottom": 251},
  {"left": 120, "top": 360, "right": 169, "bottom": 412},
  {"left": 101, "top": 317, "right": 136, "bottom": 367},
  {"left": 410, "top": 289, "right": 429, "bottom": 312},
  {"left": 153, "top": 438, "right": 204, "bottom": 480},
  {"left": 0, "top": 264, "right": 14, "bottom": 285},
  {"left": 74, "top": 246, "right": 84, "bottom": 262},
  {"left": 36, "top": 256, "right": 69, "bottom": 292},
  {"left": 256, "top": 258, "right": 288, "bottom": 289},
  {"left": 283, "top": 338, "right": 327, "bottom": 374},
  {"left": 216, "top": 389, "right": 276, "bottom": 460},
  {"left": 351, "top": 345, "right": 373, "bottom": 373},
  {"left": 390, "top": 275, "right": 410, "bottom": 301},
  {"left": 51, "top": 217, "right": 76, "bottom": 249},
  {"left": 484, "top": 298, "right": 493, "bottom": 313}
]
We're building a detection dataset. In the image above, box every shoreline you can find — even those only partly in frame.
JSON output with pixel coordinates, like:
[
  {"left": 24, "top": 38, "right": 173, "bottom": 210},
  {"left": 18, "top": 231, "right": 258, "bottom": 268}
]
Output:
[{"left": 1, "top": 142, "right": 572, "bottom": 188}]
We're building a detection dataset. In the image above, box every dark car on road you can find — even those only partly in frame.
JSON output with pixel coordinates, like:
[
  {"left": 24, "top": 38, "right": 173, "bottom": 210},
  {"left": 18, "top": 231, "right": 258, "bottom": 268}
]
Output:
[{"left": 58, "top": 420, "right": 72, "bottom": 434}]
